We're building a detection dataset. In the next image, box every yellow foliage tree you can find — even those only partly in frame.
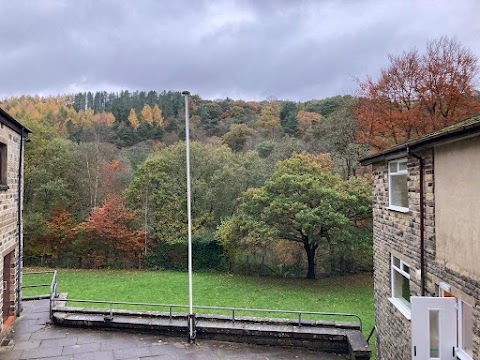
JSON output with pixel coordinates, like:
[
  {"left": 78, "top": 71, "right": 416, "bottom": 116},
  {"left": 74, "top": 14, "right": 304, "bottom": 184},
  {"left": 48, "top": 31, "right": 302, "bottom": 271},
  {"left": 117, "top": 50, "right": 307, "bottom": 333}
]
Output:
[
  {"left": 256, "top": 101, "right": 282, "bottom": 139},
  {"left": 93, "top": 112, "right": 115, "bottom": 127},
  {"left": 140, "top": 104, "right": 153, "bottom": 125},
  {"left": 152, "top": 104, "right": 164, "bottom": 126},
  {"left": 127, "top": 108, "right": 139, "bottom": 129}
]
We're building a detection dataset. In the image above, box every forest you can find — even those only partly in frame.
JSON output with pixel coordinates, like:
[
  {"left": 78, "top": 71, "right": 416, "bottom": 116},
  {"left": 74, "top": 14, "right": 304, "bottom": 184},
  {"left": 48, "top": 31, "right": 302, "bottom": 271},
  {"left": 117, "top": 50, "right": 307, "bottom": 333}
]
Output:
[{"left": 2, "top": 37, "right": 479, "bottom": 279}]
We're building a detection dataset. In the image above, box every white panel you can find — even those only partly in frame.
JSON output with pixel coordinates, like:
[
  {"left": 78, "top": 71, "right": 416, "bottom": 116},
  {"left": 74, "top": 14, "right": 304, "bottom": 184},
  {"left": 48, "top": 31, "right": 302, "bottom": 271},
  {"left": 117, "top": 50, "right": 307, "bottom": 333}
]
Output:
[{"left": 411, "top": 297, "right": 457, "bottom": 359}]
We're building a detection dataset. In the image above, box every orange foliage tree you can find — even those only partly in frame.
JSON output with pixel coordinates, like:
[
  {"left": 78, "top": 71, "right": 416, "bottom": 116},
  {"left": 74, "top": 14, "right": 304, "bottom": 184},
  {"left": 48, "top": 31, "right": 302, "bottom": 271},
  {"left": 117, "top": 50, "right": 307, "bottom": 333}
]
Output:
[
  {"left": 356, "top": 37, "right": 480, "bottom": 151},
  {"left": 79, "top": 195, "right": 144, "bottom": 268},
  {"left": 46, "top": 209, "right": 77, "bottom": 256}
]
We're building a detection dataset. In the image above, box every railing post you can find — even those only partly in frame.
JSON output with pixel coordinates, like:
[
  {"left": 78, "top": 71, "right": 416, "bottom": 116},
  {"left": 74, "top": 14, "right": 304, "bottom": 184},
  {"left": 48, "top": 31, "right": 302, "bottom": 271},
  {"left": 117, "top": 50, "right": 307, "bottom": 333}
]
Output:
[
  {"left": 169, "top": 306, "right": 172, "bottom": 321},
  {"left": 232, "top": 309, "right": 235, "bottom": 324},
  {"left": 298, "top": 313, "right": 302, "bottom": 327}
]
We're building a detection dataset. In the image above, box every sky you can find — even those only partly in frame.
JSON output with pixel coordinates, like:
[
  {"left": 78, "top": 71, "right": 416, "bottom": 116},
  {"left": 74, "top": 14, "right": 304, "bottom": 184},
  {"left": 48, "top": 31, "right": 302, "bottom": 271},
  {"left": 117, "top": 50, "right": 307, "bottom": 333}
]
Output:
[{"left": 0, "top": 0, "right": 479, "bottom": 101}]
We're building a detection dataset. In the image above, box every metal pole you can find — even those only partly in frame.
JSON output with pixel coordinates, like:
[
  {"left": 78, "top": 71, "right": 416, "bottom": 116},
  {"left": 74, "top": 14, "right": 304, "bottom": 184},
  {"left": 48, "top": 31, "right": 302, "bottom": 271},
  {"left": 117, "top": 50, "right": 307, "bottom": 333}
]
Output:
[{"left": 182, "top": 90, "right": 195, "bottom": 343}]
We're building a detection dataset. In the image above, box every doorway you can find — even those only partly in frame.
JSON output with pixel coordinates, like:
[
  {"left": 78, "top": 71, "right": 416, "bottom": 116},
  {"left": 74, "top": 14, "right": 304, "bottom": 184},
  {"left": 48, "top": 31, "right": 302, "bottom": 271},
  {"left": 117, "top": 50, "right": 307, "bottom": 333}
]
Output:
[{"left": 2, "top": 252, "right": 12, "bottom": 325}]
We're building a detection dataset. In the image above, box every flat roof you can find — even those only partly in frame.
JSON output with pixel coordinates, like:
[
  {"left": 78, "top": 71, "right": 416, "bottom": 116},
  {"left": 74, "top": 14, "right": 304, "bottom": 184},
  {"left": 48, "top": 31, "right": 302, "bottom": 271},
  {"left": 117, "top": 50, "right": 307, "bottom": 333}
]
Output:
[{"left": 360, "top": 114, "right": 480, "bottom": 165}]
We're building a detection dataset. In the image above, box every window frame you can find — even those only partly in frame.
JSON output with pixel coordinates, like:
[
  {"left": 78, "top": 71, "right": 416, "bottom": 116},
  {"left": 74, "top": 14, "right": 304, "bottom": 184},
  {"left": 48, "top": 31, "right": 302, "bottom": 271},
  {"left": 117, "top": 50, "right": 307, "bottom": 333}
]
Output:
[
  {"left": 0, "top": 142, "right": 7, "bottom": 190},
  {"left": 438, "top": 283, "right": 474, "bottom": 360},
  {"left": 388, "top": 158, "right": 409, "bottom": 212},
  {"left": 389, "top": 255, "right": 411, "bottom": 319},
  {"left": 457, "top": 300, "right": 473, "bottom": 360}
]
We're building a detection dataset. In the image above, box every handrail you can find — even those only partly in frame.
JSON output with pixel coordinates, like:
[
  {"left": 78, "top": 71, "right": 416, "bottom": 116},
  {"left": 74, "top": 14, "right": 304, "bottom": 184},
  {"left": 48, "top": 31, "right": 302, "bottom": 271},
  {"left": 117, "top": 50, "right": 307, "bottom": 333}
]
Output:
[
  {"left": 22, "top": 271, "right": 57, "bottom": 301},
  {"left": 367, "top": 325, "right": 376, "bottom": 343},
  {"left": 53, "top": 298, "right": 363, "bottom": 330},
  {"left": 22, "top": 270, "right": 57, "bottom": 316},
  {"left": 49, "top": 271, "right": 58, "bottom": 318},
  {"left": 23, "top": 271, "right": 57, "bottom": 275}
]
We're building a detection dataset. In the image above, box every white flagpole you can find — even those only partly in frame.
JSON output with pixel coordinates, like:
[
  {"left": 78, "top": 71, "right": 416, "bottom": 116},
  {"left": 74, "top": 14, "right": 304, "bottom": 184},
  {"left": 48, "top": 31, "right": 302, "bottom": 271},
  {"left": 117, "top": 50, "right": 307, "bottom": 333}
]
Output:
[{"left": 182, "top": 90, "right": 195, "bottom": 342}]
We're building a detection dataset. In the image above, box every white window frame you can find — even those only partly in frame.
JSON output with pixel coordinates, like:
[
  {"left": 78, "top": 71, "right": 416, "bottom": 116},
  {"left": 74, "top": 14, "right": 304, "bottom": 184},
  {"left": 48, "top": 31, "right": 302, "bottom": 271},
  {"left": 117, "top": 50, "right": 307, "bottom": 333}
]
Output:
[
  {"left": 457, "top": 300, "right": 474, "bottom": 360},
  {"left": 388, "top": 158, "right": 409, "bottom": 212},
  {"left": 438, "top": 283, "right": 474, "bottom": 360},
  {"left": 389, "top": 255, "right": 411, "bottom": 319}
]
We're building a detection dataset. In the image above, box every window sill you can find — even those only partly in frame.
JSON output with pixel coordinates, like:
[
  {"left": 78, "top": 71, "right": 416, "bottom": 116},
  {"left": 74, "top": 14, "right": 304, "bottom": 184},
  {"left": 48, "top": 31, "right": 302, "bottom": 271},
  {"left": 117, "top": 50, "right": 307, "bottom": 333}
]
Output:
[
  {"left": 456, "top": 349, "right": 473, "bottom": 360},
  {"left": 388, "top": 297, "right": 411, "bottom": 320},
  {"left": 0, "top": 184, "right": 9, "bottom": 191},
  {"left": 387, "top": 206, "right": 409, "bottom": 213}
]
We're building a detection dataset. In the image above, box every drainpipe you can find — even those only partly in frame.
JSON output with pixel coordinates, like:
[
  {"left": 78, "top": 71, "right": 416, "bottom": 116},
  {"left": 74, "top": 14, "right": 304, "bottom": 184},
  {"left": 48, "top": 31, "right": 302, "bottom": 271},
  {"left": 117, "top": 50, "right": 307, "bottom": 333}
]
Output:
[
  {"left": 407, "top": 148, "right": 425, "bottom": 296},
  {"left": 16, "top": 128, "right": 24, "bottom": 316}
]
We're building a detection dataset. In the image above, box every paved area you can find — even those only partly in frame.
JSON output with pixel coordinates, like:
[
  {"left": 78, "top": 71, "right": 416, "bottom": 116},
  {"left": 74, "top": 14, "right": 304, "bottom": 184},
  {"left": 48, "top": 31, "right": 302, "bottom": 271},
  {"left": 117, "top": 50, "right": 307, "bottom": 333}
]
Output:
[{"left": 0, "top": 300, "right": 346, "bottom": 360}]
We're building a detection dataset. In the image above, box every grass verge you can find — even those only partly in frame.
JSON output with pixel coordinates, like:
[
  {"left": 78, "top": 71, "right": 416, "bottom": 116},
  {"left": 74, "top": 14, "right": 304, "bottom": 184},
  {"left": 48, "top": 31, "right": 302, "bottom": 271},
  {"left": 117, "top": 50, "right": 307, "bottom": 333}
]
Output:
[{"left": 23, "top": 268, "right": 375, "bottom": 353}]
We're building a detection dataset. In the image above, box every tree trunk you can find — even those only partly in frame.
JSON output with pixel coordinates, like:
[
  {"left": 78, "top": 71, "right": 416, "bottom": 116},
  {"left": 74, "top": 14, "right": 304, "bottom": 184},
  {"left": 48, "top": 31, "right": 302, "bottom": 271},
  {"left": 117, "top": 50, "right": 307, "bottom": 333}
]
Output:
[{"left": 302, "top": 237, "right": 317, "bottom": 279}]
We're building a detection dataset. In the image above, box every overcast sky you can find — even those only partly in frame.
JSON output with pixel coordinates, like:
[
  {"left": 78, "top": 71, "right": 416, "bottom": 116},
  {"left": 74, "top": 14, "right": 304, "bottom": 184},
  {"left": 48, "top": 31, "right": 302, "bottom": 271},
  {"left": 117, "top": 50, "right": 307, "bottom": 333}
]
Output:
[{"left": 0, "top": 0, "right": 479, "bottom": 101}]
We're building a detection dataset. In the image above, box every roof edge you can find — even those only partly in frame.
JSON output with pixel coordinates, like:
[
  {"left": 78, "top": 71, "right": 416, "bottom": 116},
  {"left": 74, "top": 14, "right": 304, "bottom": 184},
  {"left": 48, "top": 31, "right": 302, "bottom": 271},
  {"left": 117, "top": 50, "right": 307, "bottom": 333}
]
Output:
[
  {"left": 360, "top": 115, "right": 480, "bottom": 165},
  {"left": 0, "top": 107, "right": 32, "bottom": 136}
]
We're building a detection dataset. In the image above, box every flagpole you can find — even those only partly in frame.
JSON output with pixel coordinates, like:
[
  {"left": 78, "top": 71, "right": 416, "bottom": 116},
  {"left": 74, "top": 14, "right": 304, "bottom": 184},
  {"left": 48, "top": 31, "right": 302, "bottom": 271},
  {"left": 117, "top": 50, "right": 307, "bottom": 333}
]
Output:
[{"left": 182, "top": 90, "right": 195, "bottom": 343}]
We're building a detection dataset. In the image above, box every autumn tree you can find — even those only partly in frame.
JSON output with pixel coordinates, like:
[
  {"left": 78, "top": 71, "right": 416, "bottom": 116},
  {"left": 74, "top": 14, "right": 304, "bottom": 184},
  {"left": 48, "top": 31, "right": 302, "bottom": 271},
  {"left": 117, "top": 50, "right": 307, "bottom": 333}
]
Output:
[
  {"left": 357, "top": 37, "right": 480, "bottom": 150},
  {"left": 43, "top": 209, "right": 77, "bottom": 261},
  {"left": 256, "top": 100, "right": 283, "bottom": 139},
  {"left": 152, "top": 104, "right": 164, "bottom": 126},
  {"left": 296, "top": 110, "right": 321, "bottom": 136},
  {"left": 140, "top": 104, "right": 153, "bottom": 125},
  {"left": 79, "top": 195, "right": 144, "bottom": 268},
  {"left": 217, "top": 153, "right": 372, "bottom": 279},
  {"left": 127, "top": 108, "right": 140, "bottom": 129}
]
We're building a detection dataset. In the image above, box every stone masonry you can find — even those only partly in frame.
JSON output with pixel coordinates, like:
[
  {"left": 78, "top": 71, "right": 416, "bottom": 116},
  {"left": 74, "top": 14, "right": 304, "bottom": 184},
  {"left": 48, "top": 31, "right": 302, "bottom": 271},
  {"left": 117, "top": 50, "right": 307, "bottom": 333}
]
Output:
[
  {"left": 371, "top": 147, "right": 479, "bottom": 360},
  {"left": 0, "top": 119, "right": 24, "bottom": 336}
]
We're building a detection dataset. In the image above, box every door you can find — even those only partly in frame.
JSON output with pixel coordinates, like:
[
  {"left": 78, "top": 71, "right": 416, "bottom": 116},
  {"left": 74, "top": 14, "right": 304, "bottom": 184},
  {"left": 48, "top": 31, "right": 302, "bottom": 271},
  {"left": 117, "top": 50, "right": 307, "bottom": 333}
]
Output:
[
  {"left": 411, "top": 296, "right": 456, "bottom": 359},
  {"left": 2, "top": 253, "right": 11, "bottom": 323}
]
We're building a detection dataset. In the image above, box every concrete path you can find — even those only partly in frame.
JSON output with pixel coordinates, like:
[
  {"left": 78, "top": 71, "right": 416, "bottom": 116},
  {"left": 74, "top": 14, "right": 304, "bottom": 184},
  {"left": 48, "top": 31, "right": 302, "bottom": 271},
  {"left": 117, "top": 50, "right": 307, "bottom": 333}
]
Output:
[{"left": 0, "top": 300, "right": 347, "bottom": 360}]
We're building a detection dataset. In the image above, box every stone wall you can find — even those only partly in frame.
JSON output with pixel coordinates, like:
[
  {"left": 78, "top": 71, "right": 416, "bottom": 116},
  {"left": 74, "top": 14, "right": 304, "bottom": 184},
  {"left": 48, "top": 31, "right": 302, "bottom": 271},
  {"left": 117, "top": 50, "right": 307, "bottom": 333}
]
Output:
[
  {"left": 372, "top": 147, "right": 480, "bottom": 359},
  {"left": 0, "top": 123, "right": 22, "bottom": 333}
]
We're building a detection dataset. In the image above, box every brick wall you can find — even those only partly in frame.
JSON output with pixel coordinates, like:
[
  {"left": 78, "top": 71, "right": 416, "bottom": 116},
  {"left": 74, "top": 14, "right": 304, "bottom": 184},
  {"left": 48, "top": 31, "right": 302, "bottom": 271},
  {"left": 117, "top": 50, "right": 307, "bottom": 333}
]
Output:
[
  {"left": 372, "top": 148, "right": 480, "bottom": 359},
  {"left": 0, "top": 123, "right": 22, "bottom": 333}
]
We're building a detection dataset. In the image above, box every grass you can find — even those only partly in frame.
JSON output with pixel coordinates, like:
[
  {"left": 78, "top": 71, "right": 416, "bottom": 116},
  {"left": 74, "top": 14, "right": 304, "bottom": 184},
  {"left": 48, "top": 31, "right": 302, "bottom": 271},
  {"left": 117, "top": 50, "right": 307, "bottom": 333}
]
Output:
[{"left": 22, "top": 268, "right": 375, "bottom": 352}]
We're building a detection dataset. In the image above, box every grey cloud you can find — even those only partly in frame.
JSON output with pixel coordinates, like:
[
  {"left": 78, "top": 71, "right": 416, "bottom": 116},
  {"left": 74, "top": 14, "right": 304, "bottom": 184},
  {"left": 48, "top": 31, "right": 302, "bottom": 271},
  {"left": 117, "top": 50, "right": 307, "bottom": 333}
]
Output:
[{"left": 0, "top": 0, "right": 479, "bottom": 100}]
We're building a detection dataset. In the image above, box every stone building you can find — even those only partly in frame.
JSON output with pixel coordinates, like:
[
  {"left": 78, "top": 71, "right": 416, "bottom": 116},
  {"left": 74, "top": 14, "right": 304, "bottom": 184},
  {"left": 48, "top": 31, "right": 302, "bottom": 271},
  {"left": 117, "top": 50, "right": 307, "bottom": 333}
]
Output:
[
  {"left": 0, "top": 107, "right": 30, "bottom": 336},
  {"left": 361, "top": 116, "right": 480, "bottom": 360}
]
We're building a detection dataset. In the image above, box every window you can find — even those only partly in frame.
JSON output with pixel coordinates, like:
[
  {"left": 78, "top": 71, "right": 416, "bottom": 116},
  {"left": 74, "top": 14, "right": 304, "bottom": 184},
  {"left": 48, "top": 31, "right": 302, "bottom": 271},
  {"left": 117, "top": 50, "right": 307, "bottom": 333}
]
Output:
[
  {"left": 390, "top": 255, "right": 411, "bottom": 319},
  {"left": 457, "top": 301, "right": 473, "bottom": 360},
  {"left": 388, "top": 158, "right": 408, "bottom": 212},
  {"left": 0, "top": 142, "right": 7, "bottom": 190},
  {"left": 438, "top": 283, "right": 474, "bottom": 360}
]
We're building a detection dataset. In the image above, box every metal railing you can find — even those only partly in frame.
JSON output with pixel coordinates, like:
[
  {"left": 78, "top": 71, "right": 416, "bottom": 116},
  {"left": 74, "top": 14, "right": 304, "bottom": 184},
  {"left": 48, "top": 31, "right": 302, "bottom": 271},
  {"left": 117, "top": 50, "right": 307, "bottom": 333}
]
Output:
[
  {"left": 22, "top": 271, "right": 57, "bottom": 301},
  {"left": 52, "top": 298, "right": 363, "bottom": 330},
  {"left": 49, "top": 271, "right": 58, "bottom": 317},
  {"left": 367, "top": 324, "right": 377, "bottom": 343}
]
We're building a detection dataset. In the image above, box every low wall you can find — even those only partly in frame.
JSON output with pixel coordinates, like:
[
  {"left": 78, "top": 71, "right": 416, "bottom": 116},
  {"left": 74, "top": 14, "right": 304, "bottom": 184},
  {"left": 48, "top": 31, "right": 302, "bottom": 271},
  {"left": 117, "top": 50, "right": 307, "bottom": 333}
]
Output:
[{"left": 51, "top": 306, "right": 370, "bottom": 359}]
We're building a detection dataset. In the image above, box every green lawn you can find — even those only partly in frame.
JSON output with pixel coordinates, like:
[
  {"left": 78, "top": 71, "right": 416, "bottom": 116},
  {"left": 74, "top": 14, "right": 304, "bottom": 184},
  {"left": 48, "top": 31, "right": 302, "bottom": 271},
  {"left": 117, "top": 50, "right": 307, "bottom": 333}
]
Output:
[{"left": 23, "top": 268, "right": 374, "bottom": 338}]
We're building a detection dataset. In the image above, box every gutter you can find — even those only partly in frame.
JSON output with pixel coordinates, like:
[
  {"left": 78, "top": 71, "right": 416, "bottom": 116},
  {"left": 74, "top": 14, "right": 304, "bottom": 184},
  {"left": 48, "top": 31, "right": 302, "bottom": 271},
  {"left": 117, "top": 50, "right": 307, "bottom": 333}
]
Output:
[
  {"left": 407, "top": 147, "right": 425, "bottom": 296},
  {"left": 360, "top": 115, "right": 480, "bottom": 166},
  {"left": 16, "top": 128, "right": 24, "bottom": 316}
]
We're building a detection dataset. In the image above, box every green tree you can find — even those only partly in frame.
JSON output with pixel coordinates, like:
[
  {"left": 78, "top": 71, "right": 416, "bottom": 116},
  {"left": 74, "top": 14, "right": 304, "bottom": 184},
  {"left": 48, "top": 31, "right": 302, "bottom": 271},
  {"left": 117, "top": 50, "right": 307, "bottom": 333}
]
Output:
[
  {"left": 222, "top": 124, "right": 254, "bottom": 152},
  {"left": 279, "top": 101, "right": 298, "bottom": 135},
  {"left": 219, "top": 153, "right": 371, "bottom": 279},
  {"left": 313, "top": 98, "right": 368, "bottom": 178},
  {"left": 125, "top": 142, "right": 271, "bottom": 243}
]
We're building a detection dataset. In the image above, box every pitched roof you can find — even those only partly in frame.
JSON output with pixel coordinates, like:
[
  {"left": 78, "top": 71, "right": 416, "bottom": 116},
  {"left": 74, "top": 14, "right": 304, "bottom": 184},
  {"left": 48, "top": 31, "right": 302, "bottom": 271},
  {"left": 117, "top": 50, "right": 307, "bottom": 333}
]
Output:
[
  {"left": 360, "top": 114, "right": 480, "bottom": 165},
  {"left": 0, "top": 107, "right": 32, "bottom": 136}
]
